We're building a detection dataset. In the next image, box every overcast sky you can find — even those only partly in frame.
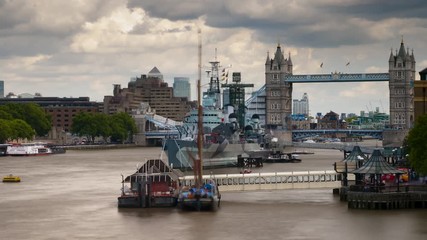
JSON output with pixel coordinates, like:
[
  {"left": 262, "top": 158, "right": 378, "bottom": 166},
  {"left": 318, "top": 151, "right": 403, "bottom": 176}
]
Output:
[{"left": 1, "top": 0, "right": 426, "bottom": 115}]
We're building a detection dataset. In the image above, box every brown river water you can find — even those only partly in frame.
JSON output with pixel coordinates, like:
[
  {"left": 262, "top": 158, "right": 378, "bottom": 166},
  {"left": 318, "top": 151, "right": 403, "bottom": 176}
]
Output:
[{"left": 0, "top": 146, "right": 426, "bottom": 240}]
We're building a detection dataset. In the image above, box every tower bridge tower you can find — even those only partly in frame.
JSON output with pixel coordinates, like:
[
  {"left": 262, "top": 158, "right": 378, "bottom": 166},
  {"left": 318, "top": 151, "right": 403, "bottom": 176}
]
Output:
[
  {"left": 265, "top": 43, "right": 293, "bottom": 132},
  {"left": 388, "top": 39, "right": 415, "bottom": 130}
]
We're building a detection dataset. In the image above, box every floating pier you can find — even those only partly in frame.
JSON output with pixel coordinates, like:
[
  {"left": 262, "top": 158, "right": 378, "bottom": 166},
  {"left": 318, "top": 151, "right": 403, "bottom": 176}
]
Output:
[{"left": 339, "top": 185, "right": 427, "bottom": 210}]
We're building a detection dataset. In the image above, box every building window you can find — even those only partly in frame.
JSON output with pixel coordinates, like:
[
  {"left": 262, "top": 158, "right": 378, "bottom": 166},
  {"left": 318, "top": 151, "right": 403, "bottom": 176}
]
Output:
[
  {"left": 271, "top": 103, "right": 281, "bottom": 110},
  {"left": 271, "top": 90, "right": 280, "bottom": 97},
  {"left": 272, "top": 74, "right": 279, "bottom": 80},
  {"left": 270, "top": 114, "right": 280, "bottom": 123}
]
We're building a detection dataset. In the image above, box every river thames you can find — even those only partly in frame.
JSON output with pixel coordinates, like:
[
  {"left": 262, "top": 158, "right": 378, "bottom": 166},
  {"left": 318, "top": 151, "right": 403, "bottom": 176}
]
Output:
[{"left": 1, "top": 146, "right": 426, "bottom": 240}]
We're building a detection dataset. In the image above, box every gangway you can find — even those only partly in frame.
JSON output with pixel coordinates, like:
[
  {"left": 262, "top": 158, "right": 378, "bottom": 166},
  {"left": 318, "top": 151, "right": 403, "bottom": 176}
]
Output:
[{"left": 179, "top": 170, "right": 341, "bottom": 192}]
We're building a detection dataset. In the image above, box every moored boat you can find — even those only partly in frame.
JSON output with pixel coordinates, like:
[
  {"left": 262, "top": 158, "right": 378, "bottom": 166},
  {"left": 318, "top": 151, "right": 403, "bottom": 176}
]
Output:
[
  {"left": 117, "top": 159, "right": 182, "bottom": 208},
  {"left": 6, "top": 143, "right": 53, "bottom": 156},
  {"left": 177, "top": 180, "right": 221, "bottom": 211},
  {"left": 176, "top": 31, "right": 221, "bottom": 211},
  {"left": 264, "top": 151, "right": 302, "bottom": 163}
]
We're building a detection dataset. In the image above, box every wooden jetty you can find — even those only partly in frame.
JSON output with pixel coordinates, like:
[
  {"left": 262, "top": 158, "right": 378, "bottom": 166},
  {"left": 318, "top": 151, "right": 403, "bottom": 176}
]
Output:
[{"left": 338, "top": 185, "right": 427, "bottom": 210}]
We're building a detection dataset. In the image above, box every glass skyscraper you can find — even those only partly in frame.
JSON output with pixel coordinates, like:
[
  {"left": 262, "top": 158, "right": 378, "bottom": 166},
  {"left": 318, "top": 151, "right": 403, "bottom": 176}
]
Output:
[{"left": 173, "top": 77, "right": 191, "bottom": 100}]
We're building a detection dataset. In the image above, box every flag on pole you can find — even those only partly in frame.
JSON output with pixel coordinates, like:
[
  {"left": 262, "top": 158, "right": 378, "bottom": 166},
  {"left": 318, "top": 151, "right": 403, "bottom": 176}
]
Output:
[
  {"left": 320, "top": 62, "right": 323, "bottom": 68},
  {"left": 221, "top": 69, "right": 228, "bottom": 81},
  {"left": 346, "top": 62, "right": 350, "bottom": 66}
]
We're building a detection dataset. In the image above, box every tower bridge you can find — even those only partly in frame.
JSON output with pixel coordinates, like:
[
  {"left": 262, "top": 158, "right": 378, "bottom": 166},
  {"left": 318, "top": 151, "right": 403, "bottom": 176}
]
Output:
[{"left": 245, "top": 40, "right": 415, "bottom": 147}]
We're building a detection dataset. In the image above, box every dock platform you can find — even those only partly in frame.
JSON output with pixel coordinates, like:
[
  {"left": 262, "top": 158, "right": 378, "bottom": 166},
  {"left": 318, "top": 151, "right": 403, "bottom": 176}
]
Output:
[{"left": 339, "top": 185, "right": 427, "bottom": 210}]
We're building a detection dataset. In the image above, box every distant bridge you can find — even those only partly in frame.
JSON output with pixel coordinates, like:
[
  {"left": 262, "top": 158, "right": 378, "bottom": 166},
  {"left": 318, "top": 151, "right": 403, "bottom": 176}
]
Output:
[
  {"left": 144, "top": 130, "right": 179, "bottom": 138},
  {"left": 286, "top": 73, "right": 389, "bottom": 83},
  {"left": 293, "top": 129, "right": 383, "bottom": 140}
]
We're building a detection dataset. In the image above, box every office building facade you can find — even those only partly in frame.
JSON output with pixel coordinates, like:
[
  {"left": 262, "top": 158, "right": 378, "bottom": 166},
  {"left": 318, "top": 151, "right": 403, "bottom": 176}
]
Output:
[
  {"left": 292, "top": 93, "right": 309, "bottom": 117},
  {"left": 103, "top": 67, "right": 194, "bottom": 121},
  {"left": 173, "top": 77, "right": 191, "bottom": 100}
]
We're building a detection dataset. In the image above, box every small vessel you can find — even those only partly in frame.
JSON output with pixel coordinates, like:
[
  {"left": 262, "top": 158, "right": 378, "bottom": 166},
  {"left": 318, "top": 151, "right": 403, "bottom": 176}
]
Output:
[
  {"left": 2, "top": 174, "right": 21, "bottom": 183},
  {"left": 264, "top": 151, "right": 302, "bottom": 163},
  {"left": 177, "top": 179, "right": 221, "bottom": 211},
  {"left": 47, "top": 144, "right": 67, "bottom": 154},
  {"left": 176, "top": 31, "right": 221, "bottom": 211},
  {"left": 6, "top": 143, "right": 53, "bottom": 156}
]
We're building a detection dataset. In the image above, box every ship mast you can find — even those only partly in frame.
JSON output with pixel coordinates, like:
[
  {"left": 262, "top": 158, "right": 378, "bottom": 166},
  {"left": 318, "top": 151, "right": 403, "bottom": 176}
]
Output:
[{"left": 196, "top": 29, "right": 203, "bottom": 189}]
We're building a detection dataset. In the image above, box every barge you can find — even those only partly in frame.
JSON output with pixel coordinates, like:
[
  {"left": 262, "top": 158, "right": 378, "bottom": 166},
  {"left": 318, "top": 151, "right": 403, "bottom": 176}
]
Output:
[{"left": 118, "top": 159, "right": 183, "bottom": 208}]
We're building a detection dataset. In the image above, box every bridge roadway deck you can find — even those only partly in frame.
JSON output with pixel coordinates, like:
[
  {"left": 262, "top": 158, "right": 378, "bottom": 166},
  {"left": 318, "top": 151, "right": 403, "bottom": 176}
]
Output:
[
  {"left": 286, "top": 73, "right": 389, "bottom": 83},
  {"left": 179, "top": 170, "right": 342, "bottom": 192}
]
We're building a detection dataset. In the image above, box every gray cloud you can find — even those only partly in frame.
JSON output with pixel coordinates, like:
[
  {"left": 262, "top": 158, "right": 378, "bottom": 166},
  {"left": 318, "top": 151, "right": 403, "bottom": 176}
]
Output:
[
  {"left": 0, "top": 0, "right": 124, "bottom": 57},
  {"left": 128, "top": 0, "right": 427, "bottom": 49},
  {"left": 319, "top": 0, "right": 427, "bottom": 21}
]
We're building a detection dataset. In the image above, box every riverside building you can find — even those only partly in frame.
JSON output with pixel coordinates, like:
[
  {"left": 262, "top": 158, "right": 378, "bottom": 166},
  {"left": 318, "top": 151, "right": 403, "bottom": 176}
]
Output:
[{"left": 103, "top": 67, "right": 194, "bottom": 121}]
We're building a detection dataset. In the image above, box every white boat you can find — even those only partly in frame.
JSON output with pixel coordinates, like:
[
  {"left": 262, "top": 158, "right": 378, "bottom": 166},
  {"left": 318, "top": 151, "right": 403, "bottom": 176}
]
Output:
[{"left": 6, "top": 143, "right": 53, "bottom": 156}]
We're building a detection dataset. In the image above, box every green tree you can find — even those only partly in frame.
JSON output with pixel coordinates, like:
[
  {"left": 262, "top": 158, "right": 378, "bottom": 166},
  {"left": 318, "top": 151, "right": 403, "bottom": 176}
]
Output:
[
  {"left": 110, "top": 112, "right": 137, "bottom": 143},
  {"left": 71, "top": 112, "right": 112, "bottom": 142},
  {"left": 21, "top": 103, "right": 51, "bottom": 136},
  {"left": 71, "top": 112, "right": 96, "bottom": 142},
  {"left": 407, "top": 114, "right": 427, "bottom": 175},
  {"left": 9, "top": 119, "right": 35, "bottom": 142},
  {"left": 0, "top": 119, "right": 12, "bottom": 143},
  {"left": 110, "top": 120, "right": 126, "bottom": 143},
  {"left": 0, "top": 107, "right": 13, "bottom": 120},
  {"left": 93, "top": 113, "right": 112, "bottom": 142},
  {"left": 1, "top": 103, "right": 51, "bottom": 136},
  {"left": 71, "top": 112, "right": 137, "bottom": 144}
]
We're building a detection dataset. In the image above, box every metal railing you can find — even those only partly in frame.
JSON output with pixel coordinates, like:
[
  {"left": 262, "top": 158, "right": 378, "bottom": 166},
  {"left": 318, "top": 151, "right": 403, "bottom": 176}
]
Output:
[{"left": 179, "top": 170, "right": 341, "bottom": 192}]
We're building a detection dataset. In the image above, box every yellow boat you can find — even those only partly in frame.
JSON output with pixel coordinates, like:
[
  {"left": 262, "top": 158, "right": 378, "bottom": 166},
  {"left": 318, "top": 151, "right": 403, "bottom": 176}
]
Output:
[{"left": 2, "top": 174, "right": 21, "bottom": 183}]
